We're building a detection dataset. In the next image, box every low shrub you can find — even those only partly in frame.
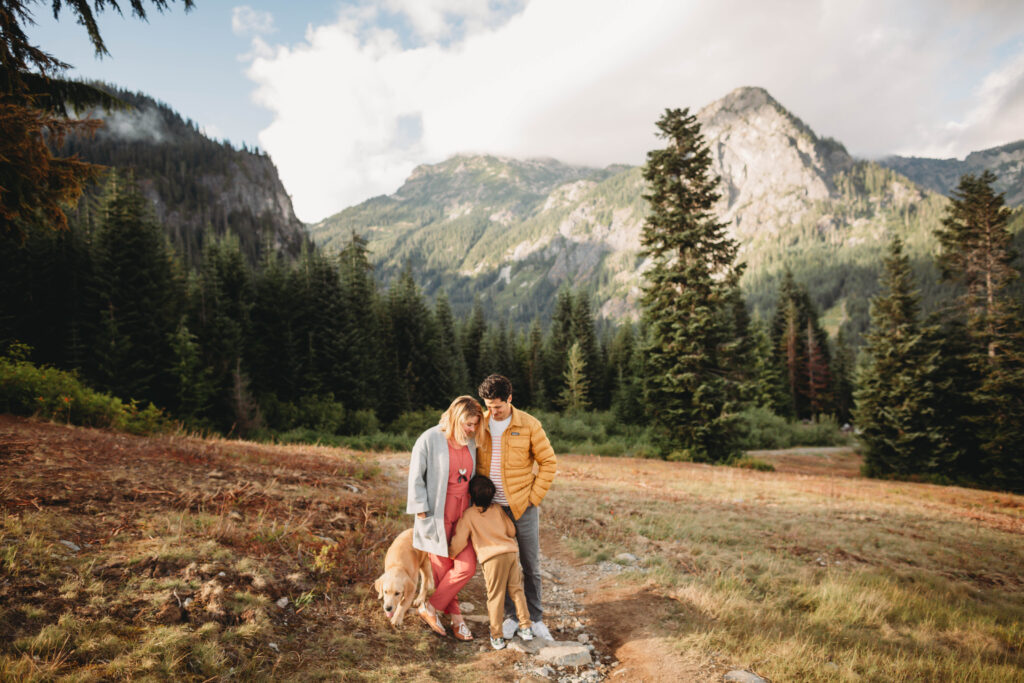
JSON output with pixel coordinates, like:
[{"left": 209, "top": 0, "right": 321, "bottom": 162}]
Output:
[
  {"left": 732, "top": 406, "right": 851, "bottom": 450},
  {"left": 0, "top": 355, "right": 171, "bottom": 434},
  {"left": 731, "top": 455, "right": 776, "bottom": 472}
]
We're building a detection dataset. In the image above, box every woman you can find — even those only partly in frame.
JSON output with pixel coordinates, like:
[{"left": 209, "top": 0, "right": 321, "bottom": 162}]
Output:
[{"left": 406, "top": 395, "right": 482, "bottom": 641}]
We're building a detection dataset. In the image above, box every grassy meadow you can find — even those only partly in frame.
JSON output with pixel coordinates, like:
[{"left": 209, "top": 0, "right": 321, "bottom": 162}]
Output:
[
  {"left": 1, "top": 414, "right": 1021, "bottom": 681},
  {"left": 544, "top": 448, "right": 1024, "bottom": 681}
]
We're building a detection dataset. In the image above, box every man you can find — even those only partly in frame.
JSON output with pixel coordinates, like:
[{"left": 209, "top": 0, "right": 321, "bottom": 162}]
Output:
[{"left": 475, "top": 373, "right": 557, "bottom": 641}]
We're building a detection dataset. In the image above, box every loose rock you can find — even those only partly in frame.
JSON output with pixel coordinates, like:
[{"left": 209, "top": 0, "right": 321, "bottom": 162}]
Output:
[
  {"left": 723, "top": 670, "right": 767, "bottom": 683},
  {"left": 535, "top": 643, "right": 593, "bottom": 667}
]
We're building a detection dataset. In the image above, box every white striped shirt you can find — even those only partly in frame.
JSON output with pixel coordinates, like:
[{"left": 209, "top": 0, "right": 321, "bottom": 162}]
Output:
[{"left": 489, "top": 415, "right": 512, "bottom": 505}]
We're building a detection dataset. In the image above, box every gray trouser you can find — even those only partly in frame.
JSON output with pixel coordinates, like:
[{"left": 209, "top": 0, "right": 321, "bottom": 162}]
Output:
[{"left": 502, "top": 504, "right": 542, "bottom": 622}]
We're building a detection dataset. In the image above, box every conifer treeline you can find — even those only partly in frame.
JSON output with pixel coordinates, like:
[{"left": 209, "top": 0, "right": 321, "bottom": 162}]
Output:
[
  {"left": 0, "top": 175, "right": 661, "bottom": 434},
  {"left": 1, "top": 172, "right": 854, "bottom": 435},
  {"left": 855, "top": 172, "right": 1024, "bottom": 492}
]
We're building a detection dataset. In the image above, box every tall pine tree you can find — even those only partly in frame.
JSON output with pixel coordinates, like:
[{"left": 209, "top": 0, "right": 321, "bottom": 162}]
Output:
[
  {"left": 855, "top": 237, "right": 956, "bottom": 478},
  {"left": 639, "top": 108, "right": 741, "bottom": 461},
  {"left": 937, "top": 172, "right": 1024, "bottom": 491}
]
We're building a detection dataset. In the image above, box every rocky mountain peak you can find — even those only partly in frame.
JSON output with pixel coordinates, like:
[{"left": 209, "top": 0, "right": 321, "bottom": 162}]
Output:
[{"left": 695, "top": 86, "right": 854, "bottom": 247}]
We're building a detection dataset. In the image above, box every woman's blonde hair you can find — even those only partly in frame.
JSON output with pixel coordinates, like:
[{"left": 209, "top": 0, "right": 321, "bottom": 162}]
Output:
[{"left": 439, "top": 395, "right": 483, "bottom": 446}]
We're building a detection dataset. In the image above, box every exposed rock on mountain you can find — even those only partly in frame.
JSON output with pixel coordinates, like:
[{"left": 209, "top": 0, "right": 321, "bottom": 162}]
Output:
[
  {"left": 697, "top": 86, "right": 855, "bottom": 250},
  {"left": 61, "top": 87, "right": 308, "bottom": 264}
]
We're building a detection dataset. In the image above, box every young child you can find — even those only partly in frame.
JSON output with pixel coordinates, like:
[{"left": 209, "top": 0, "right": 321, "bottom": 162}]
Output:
[{"left": 448, "top": 475, "right": 534, "bottom": 650}]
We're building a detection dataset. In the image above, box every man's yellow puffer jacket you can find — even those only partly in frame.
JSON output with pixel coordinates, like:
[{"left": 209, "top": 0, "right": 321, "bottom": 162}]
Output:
[{"left": 476, "top": 407, "right": 557, "bottom": 520}]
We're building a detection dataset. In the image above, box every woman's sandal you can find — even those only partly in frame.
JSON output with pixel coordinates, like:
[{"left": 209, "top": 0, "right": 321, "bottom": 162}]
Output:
[
  {"left": 452, "top": 621, "right": 474, "bottom": 641},
  {"left": 418, "top": 606, "right": 446, "bottom": 636}
]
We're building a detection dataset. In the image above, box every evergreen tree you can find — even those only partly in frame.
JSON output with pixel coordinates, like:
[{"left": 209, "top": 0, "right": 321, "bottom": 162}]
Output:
[
  {"left": 855, "top": 238, "right": 956, "bottom": 477},
  {"left": 721, "top": 275, "right": 756, "bottom": 408},
  {"left": 749, "top": 318, "right": 788, "bottom": 412},
  {"left": 191, "top": 232, "right": 254, "bottom": 429},
  {"left": 558, "top": 341, "right": 590, "bottom": 414},
  {"left": 387, "top": 266, "right": 445, "bottom": 409},
  {"left": 478, "top": 319, "right": 515, "bottom": 381},
  {"left": 90, "top": 174, "right": 179, "bottom": 406},
  {"left": 248, "top": 248, "right": 302, "bottom": 406},
  {"left": 570, "top": 290, "right": 602, "bottom": 405},
  {"left": 169, "top": 316, "right": 213, "bottom": 423},
  {"left": 435, "top": 291, "right": 470, "bottom": 396},
  {"left": 771, "top": 271, "right": 834, "bottom": 419},
  {"left": 831, "top": 328, "right": 856, "bottom": 424},
  {"left": 338, "top": 231, "right": 380, "bottom": 412},
  {"left": 461, "top": 297, "right": 486, "bottom": 385},
  {"left": 524, "top": 319, "right": 546, "bottom": 408},
  {"left": 639, "top": 107, "right": 741, "bottom": 460},
  {"left": 937, "top": 171, "right": 1018, "bottom": 357},
  {"left": 937, "top": 172, "right": 1024, "bottom": 491},
  {"left": 543, "top": 288, "right": 575, "bottom": 408}
]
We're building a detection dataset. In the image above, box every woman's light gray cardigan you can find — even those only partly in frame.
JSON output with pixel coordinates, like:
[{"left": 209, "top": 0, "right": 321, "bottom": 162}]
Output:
[{"left": 406, "top": 425, "right": 477, "bottom": 557}]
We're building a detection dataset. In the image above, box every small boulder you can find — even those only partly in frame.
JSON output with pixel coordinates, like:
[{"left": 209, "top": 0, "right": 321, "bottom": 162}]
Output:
[
  {"left": 724, "top": 671, "right": 767, "bottom": 683},
  {"left": 614, "top": 552, "right": 637, "bottom": 565},
  {"left": 535, "top": 643, "right": 592, "bottom": 667}
]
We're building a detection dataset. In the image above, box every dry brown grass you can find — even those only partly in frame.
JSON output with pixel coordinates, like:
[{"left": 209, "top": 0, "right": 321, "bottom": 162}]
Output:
[
  {"left": 0, "top": 416, "right": 497, "bottom": 681},
  {"left": 545, "top": 450, "right": 1024, "bottom": 681}
]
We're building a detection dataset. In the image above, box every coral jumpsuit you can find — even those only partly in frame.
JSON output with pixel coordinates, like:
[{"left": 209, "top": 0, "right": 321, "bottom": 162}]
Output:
[{"left": 427, "top": 440, "right": 477, "bottom": 615}]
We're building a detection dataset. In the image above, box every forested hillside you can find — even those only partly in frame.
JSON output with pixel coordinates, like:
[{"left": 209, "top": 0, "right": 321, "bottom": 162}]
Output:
[
  {"left": 57, "top": 86, "right": 309, "bottom": 265},
  {"left": 309, "top": 88, "right": 1024, "bottom": 343}
]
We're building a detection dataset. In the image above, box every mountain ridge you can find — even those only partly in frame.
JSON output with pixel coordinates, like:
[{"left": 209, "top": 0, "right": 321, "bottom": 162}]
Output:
[
  {"left": 61, "top": 86, "right": 309, "bottom": 264},
  {"left": 306, "top": 86, "right": 1024, "bottom": 337}
]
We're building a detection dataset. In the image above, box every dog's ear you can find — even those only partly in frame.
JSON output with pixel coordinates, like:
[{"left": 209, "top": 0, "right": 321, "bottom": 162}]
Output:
[
  {"left": 373, "top": 575, "right": 384, "bottom": 599},
  {"left": 403, "top": 575, "right": 416, "bottom": 601}
]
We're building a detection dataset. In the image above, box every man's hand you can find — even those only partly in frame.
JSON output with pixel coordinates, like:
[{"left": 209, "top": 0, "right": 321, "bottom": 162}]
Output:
[{"left": 417, "top": 512, "right": 427, "bottom": 519}]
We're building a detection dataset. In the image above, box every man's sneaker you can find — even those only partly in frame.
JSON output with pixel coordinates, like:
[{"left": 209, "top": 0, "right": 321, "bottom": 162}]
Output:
[
  {"left": 516, "top": 626, "right": 534, "bottom": 641},
  {"left": 490, "top": 636, "right": 506, "bottom": 650},
  {"left": 501, "top": 617, "right": 517, "bottom": 639},
  {"left": 531, "top": 621, "right": 552, "bottom": 640}
]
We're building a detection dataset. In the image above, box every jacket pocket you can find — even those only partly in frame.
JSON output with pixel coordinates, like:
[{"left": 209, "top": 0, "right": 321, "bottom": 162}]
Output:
[
  {"left": 506, "top": 436, "right": 531, "bottom": 465},
  {"left": 415, "top": 515, "right": 438, "bottom": 539}
]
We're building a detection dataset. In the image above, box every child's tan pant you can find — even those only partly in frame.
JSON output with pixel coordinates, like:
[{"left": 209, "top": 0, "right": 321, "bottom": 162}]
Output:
[{"left": 483, "top": 551, "right": 531, "bottom": 639}]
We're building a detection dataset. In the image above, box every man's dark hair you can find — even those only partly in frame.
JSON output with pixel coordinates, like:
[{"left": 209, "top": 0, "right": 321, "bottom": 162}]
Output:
[
  {"left": 478, "top": 374, "right": 512, "bottom": 401},
  {"left": 469, "top": 475, "right": 496, "bottom": 510}
]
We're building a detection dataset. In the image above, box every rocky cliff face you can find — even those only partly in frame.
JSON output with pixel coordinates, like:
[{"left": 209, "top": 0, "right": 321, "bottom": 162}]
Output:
[
  {"left": 64, "top": 88, "right": 308, "bottom": 263},
  {"left": 697, "top": 86, "right": 855, "bottom": 251}
]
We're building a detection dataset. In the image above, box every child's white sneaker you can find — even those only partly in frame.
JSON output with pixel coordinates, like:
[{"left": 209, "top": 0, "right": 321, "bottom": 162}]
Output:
[
  {"left": 531, "top": 621, "right": 552, "bottom": 640},
  {"left": 501, "top": 617, "right": 517, "bottom": 639},
  {"left": 516, "top": 626, "right": 534, "bottom": 641},
  {"left": 490, "top": 636, "right": 506, "bottom": 650}
]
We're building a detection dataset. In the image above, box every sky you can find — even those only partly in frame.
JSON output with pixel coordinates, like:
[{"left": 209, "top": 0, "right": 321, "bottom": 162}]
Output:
[{"left": 28, "top": 0, "right": 1024, "bottom": 223}]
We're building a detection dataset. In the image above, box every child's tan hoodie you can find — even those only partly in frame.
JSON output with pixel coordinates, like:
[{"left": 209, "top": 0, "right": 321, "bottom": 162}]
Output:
[{"left": 448, "top": 504, "right": 518, "bottom": 563}]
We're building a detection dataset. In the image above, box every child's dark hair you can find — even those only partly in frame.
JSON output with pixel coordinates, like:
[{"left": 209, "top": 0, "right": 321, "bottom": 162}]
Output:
[{"left": 469, "top": 475, "right": 496, "bottom": 511}]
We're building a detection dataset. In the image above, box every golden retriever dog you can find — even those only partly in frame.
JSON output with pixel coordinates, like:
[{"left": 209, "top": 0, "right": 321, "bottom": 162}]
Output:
[{"left": 373, "top": 528, "right": 433, "bottom": 626}]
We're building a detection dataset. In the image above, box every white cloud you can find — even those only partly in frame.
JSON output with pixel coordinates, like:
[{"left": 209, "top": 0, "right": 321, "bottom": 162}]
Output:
[
  {"left": 915, "top": 50, "right": 1024, "bottom": 158},
  {"left": 243, "top": 0, "right": 1024, "bottom": 222},
  {"left": 232, "top": 6, "right": 275, "bottom": 37}
]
